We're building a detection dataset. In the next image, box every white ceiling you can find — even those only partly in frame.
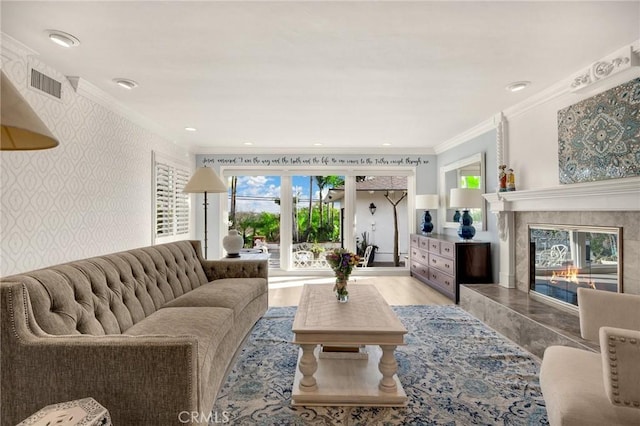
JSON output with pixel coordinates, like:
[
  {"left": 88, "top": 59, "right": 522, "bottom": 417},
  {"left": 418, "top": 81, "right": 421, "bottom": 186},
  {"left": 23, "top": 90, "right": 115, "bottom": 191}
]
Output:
[{"left": 2, "top": 1, "right": 639, "bottom": 154}]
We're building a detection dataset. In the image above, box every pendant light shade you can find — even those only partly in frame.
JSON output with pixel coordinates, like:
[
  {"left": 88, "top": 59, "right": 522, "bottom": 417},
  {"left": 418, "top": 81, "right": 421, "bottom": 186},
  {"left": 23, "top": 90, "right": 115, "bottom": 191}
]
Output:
[{"left": 1, "top": 71, "right": 59, "bottom": 151}]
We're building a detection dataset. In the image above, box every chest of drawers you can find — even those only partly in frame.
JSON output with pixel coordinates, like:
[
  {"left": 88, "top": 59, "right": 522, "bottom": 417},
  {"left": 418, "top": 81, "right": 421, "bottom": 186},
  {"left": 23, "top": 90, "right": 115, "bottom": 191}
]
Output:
[{"left": 410, "top": 233, "right": 492, "bottom": 303}]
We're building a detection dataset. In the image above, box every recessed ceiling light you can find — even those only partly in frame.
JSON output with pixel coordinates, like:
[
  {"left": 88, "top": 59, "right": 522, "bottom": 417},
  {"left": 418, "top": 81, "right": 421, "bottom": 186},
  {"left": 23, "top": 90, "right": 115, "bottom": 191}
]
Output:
[
  {"left": 313, "top": 143, "right": 323, "bottom": 146},
  {"left": 506, "top": 81, "right": 531, "bottom": 92},
  {"left": 382, "top": 143, "right": 392, "bottom": 146},
  {"left": 244, "top": 142, "right": 253, "bottom": 146},
  {"left": 113, "top": 78, "right": 138, "bottom": 90},
  {"left": 184, "top": 127, "right": 197, "bottom": 132},
  {"left": 46, "top": 30, "right": 80, "bottom": 48}
]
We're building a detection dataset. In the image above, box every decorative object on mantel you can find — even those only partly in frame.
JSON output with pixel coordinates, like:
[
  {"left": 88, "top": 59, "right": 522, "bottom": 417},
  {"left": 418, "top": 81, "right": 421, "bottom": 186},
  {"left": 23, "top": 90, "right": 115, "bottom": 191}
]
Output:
[
  {"left": 222, "top": 229, "right": 244, "bottom": 258},
  {"left": 183, "top": 166, "right": 227, "bottom": 258},
  {"left": 326, "top": 248, "right": 359, "bottom": 302},
  {"left": 368, "top": 202, "right": 377, "bottom": 215},
  {"left": 1, "top": 71, "right": 59, "bottom": 151},
  {"left": 498, "top": 165, "right": 516, "bottom": 192},
  {"left": 498, "top": 164, "right": 507, "bottom": 192},
  {"left": 450, "top": 188, "right": 482, "bottom": 240},
  {"left": 558, "top": 77, "right": 640, "bottom": 184},
  {"left": 507, "top": 168, "right": 516, "bottom": 191},
  {"left": 415, "top": 194, "right": 439, "bottom": 234}
]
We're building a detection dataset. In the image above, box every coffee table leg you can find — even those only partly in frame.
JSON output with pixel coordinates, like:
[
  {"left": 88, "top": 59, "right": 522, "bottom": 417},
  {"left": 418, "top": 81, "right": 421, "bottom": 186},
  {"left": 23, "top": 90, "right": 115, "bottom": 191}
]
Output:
[
  {"left": 298, "top": 344, "right": 318, "bottom": 391},
  {"left": 378, "top": 345, "right": 398, "bottom": 393}
]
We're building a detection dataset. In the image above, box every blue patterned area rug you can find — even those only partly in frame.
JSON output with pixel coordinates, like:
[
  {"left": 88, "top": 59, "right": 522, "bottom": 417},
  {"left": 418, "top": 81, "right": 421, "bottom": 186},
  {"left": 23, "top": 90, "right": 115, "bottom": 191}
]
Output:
[{"left": 212, "top": 305, "right": 548, "bottom": 425}]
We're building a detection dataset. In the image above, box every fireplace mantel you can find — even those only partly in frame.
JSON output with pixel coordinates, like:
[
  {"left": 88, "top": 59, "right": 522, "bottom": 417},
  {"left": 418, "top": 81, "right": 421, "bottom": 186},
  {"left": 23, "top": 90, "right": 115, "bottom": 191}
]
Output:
[
  {"left": 483, "top": 177, "right": 640, "bottom": 212},
  {"left": 481, "top": 177, "right": 639, "bottom": 290}
]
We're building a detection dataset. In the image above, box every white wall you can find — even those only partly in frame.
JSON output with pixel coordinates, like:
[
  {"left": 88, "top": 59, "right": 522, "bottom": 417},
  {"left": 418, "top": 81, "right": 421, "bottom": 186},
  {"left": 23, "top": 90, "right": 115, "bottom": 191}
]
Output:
[
  {"left": 506, "top": 61, "right": 640, "bottom": 190},
  {"left": 0, "top": 49, "right": 193, "bottom": 276},
  {"left": 355, "top": 192, "right": 408, "bottom": 262}
]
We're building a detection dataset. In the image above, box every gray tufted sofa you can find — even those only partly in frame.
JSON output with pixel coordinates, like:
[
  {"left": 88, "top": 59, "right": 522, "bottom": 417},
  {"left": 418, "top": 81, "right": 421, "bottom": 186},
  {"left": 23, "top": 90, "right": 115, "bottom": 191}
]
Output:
[{"left": 0, "top": 240, "right": 268, "bottom": 425}]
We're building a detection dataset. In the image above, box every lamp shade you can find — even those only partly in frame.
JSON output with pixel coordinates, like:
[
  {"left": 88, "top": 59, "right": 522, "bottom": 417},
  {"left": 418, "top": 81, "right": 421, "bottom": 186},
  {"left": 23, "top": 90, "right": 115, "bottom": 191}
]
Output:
[
  {"left": 449, "top": 188, "right": 482, "bottom": 209},
  {"left": 415, "top": 194, "right": 439, "bottom": 210},
  {"left": 183, "top": 166, "right": 227, "bottom": 193},
  {"left": 1, "top": 71, "right": 59, "bottom": 151}
]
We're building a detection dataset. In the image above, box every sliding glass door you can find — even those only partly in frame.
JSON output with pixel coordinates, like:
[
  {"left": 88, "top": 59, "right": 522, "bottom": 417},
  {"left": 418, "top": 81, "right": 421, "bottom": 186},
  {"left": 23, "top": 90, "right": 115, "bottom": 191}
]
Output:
[
  {"left": 221, "top": 168, "right": 413, "bottom": 272},
  {"left": 291, "top": 174, "right": 344, "bottom": 271},
  {"left": 226, "top": 174, "right": 281, "bottom": 267}
]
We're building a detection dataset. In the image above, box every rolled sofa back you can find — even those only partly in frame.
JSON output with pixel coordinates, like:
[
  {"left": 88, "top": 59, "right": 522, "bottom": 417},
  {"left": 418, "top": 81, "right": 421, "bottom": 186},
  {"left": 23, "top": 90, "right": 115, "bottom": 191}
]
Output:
[{"left": 0, "top": 240, "right": 208, "bottom": 335}]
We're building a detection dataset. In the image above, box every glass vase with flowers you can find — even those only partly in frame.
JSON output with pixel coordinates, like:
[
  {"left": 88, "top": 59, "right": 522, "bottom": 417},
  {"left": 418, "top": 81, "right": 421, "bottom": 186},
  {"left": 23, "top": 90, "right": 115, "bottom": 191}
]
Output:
[{"left": 325, "top": 248, "right": 360, "bottom": 302}]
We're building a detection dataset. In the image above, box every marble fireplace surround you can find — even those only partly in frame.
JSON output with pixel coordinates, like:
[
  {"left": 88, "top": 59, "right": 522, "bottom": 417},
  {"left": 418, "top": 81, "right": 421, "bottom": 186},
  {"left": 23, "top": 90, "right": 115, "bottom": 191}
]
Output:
[
  {"left": 460, "top": 177, "right": 639, "bottom": 358},
  {"left": 483, "top": 176, "right": 640, "bottom": 296}
]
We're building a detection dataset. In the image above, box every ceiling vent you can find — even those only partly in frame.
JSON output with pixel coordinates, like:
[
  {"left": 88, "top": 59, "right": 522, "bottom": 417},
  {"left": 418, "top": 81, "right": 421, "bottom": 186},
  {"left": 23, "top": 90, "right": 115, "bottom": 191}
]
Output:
[{"left": 29, "top": 68, "right": 62, "bottom": 99}]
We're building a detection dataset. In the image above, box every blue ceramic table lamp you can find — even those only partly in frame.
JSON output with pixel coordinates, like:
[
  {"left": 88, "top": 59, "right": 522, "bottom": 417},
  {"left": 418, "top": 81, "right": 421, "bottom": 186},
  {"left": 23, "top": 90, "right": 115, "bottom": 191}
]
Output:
[
  {"left": 449, "top": 188, "right": 483, "bottom": 240},
  {"left": 415, "top": 194, "right": 440, "bottom": 234}
]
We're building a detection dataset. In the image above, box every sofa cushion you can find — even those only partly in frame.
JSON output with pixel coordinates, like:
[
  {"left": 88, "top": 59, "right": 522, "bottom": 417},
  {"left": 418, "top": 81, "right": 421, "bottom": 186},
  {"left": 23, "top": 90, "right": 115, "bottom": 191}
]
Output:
[
  {"left": 124, "top": 306, "right": 233, "bottom": 398},
  {"left": 540, "top": 345, "right": 640, "bottom": 426},
  {"left": 162, "top": 278, "right": 267, "bottom": 317}
]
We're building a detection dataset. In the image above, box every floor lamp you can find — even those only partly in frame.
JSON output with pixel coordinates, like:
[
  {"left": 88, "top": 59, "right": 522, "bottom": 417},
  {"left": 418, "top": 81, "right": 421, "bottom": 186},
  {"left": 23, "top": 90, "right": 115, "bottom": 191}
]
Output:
[{"left": 183, "top": 166, "right": 227, "bottom": 258}]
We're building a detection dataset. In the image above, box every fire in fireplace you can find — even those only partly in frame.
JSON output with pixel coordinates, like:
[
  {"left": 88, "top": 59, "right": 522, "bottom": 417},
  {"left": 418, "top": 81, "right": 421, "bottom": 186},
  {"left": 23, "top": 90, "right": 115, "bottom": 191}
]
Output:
[{"left": 529, "top": 224, "right": 622, "bottom": 309}]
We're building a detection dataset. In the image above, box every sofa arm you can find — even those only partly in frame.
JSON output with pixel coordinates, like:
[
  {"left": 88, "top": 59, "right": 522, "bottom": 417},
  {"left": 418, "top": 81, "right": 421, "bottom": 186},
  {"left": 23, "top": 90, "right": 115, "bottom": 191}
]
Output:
[
  {"left": 1, "top": 283, "right": 200, "bottom": 426},
  {"left": 578, "top": 288, "right": 640, "bottom": 342},
  {"left": 599, "top": 326, "right": 640, "bottom": 409},
  {"left": 201, "top": 259, "right": 268, "bottom": 281}
]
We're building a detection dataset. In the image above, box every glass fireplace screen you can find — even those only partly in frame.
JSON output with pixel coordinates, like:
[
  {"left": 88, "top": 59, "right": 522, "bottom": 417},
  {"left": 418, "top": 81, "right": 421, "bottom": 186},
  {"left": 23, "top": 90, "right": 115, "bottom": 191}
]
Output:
[{"left": 529, "top": 224, "right": 622, "bottom": 308}]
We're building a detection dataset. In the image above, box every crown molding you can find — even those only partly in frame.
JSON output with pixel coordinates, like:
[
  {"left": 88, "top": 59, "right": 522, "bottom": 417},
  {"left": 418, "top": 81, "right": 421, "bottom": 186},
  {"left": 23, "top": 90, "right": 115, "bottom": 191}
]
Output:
[
  {"left": 1, "top": 33, "right": 38, "bottom": 65},
  {"left": 67, "top": 76, "right": 196, "bottom": 152},
  {"left": 503, "top": 40, "right": 640, "bottom": 120},
  {"left": 433, "top": 117, "right": 496, "bottom": 155},
  {"left": 569, "top": 44, "right": 640, "bottom": 93},
  {"left": 436, "top": 40, "right": 640, "bottom": 154}
]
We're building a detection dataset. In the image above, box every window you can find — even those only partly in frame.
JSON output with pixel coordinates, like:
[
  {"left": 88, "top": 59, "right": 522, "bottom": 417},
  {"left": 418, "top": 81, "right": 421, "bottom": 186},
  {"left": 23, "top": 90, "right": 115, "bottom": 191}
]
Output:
[
  {"left": 221, "top": 167, "right": 413, "bottom": 270},
  {"left": 153, "top": 152, "right": 190, "bottom": 241}
]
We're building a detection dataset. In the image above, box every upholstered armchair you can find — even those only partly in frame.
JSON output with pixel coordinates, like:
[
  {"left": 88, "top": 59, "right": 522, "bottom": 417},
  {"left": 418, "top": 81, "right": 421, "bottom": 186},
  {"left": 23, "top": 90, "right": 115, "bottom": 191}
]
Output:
[{"left": 540, "top": 287, "right": 640, "bottom": 425}]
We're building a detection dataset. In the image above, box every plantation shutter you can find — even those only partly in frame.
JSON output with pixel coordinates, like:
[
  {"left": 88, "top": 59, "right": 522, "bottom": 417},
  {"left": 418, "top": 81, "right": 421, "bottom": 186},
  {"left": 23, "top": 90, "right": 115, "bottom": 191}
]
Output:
[
  {"left": 154, "top": 153, "right": 190, "bottom": 239},
  {"left": 175, "top": 167, "right": 190, "bottom": 235},
  {"left": 156, "top": 162, "right": 174, "bottom": 236}
]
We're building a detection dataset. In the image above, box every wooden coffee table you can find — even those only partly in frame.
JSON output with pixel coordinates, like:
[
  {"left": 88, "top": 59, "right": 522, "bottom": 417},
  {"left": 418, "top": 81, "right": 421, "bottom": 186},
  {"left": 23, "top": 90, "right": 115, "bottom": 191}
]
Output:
[{"left": 291, "top": 283, "right": 408, "bottom": 406}]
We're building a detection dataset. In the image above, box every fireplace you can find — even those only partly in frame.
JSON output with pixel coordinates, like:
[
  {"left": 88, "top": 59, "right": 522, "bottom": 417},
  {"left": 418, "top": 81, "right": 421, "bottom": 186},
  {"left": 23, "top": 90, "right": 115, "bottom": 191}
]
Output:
[{"left": 529, "top": 224, "right": 622, "bottom": 310}]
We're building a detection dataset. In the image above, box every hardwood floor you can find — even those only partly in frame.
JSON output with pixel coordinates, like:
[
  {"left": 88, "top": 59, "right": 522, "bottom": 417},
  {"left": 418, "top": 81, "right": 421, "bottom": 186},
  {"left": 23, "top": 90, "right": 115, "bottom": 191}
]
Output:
[{"left": 268, "top": 275, "right": 453, "bottom": 307}]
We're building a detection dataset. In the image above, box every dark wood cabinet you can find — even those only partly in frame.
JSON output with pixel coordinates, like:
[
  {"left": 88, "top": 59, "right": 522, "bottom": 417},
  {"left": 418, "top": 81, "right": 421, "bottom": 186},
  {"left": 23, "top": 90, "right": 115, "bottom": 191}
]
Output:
[{"left": 410, "top": 233, "right": 492, "bottom": 303}]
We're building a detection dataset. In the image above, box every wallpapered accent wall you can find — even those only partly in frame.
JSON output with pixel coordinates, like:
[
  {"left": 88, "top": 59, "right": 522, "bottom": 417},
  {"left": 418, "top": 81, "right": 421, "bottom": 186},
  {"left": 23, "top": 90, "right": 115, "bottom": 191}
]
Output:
[{"left": 0, "top": 56, "right": 192, "bottom": 276}]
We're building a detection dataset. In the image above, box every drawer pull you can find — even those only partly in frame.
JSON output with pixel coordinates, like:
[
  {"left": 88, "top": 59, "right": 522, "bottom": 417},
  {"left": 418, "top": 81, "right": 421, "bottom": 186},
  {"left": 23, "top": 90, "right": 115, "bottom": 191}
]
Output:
[
  {"left": 431, "top": 259, "right": 436, "bottom": 263},
  {"left": 444, "top": 248, "right": 450, "bottom": 253},
  {"left": 421, "top": 255, "right": 426, "bottom": 259},
  {"left": 445, "top": 281, "right": 450, "bottom": 286},
  {"left": 445, "top": 264, "right": 450, "bottom": 268}
]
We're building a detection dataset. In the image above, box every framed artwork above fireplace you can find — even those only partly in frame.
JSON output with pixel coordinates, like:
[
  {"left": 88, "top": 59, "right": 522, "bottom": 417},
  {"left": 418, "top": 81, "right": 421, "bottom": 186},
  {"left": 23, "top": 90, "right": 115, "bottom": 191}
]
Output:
[{"left": 557, "top": 77, "right": 640, "bottom": 184}]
